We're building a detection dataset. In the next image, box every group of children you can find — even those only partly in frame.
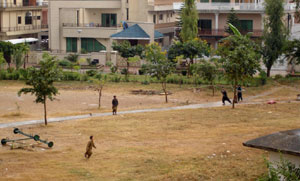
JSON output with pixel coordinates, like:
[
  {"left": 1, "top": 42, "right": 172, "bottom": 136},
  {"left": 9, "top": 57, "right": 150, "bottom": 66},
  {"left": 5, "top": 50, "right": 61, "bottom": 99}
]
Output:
[{"left": 221, "top": 85, "right": 243, "bottom": 105}]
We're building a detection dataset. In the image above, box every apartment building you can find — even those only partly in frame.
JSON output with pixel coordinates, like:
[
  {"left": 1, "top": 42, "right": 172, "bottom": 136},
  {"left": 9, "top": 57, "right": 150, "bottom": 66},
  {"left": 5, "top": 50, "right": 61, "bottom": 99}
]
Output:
[
  {"left": 174, "top": 0, "right": 296, "bottom": 48},
  {"left": 48, "top": 0, "right": 182, "bottom": 54},
  {"left": 0, "top": 0, "right": 48, "bottom": 41}
]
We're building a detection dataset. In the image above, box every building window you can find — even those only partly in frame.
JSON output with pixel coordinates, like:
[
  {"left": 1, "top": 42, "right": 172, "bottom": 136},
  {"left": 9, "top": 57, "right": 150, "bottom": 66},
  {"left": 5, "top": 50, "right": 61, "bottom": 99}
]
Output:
[
  {"left": 81, "top": 38, "right": 106, "bottom": 52},
  {"left": 101, "top": 14, "right": 117, "bottom": 27},
  {"left": 159, "top": 14, "right": 163, "bottom": 20},
  {"left": 240, "top": 20, "right": 253, "bottom": 31},
  {"left": 25, "top": 11, "right": 32, "bottom": 25},
  {"left": 198, "top": 19, "right": 212, "bottom": 30},
  {"left": 14, "top": 0, "right": 16, "bottom": 5},
  {"left": 18, "top": 16, "right": 22, "bottom": 24},
  {"left": 153, "top": 15, "right": 156, "bottom": 24},
  {"left": 212, "top": 0, "right": 230, "bottom": 2},
  {"left": 37, "top": 16, "right": 41, "bottom": 20},
  {"left": 126, "top": 8, "right": 129, "bottom": 20},
  {"left": 66, "top": 38, "right": 77, "bottom": 53},
  {"left": 201, "top": 0, "right": 209, "bottom": 2}
]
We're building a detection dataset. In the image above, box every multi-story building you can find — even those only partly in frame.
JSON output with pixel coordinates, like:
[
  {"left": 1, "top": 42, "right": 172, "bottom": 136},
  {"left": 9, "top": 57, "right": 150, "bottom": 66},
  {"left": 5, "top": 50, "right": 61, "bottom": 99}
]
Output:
[
  {"left": 0, "top": 0, "right": 48, "bottom": 41},
  {"left": 48, "top": 0, "right": 181, "bottom": 54},
  {"left": 174, "top": 0, "right": 296, "bottom": 48}
]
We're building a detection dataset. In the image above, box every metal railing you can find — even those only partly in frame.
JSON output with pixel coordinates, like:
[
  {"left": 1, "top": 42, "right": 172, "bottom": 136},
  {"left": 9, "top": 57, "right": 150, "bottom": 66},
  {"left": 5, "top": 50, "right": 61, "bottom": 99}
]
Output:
[
  {"left": 0, "top": 2, "right": 48, "bottom": 8},
  {"left": 173, "top": 2, "right": 296, "bottom": 11},
  {"left": 62, "top": 23, "right": 120, "bottom": 28},
  {"left": 0, "top": 25, "right": 48, "bottom": 32},
  {"left": 198, "top": 29, "right": 263, "bottom": 37}
]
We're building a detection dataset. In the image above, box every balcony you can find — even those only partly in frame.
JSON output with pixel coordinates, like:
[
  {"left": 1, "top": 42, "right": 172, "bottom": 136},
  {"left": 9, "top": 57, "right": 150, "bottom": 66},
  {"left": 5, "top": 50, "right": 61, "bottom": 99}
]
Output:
[
  {"left": 0, "top": 2, "right": 48, "bottom": 9},
  {"left": 0, "top": 25, "right": 48, "bottom": 36},
  {"left": 62, "top": 23, "right": 122, "bottom": 39},
  {"left": 173, "top": 2, "right": 296, "bottom": 12},
  {"left": 198, "top": 29, "right": 263, "bottom": 37}
]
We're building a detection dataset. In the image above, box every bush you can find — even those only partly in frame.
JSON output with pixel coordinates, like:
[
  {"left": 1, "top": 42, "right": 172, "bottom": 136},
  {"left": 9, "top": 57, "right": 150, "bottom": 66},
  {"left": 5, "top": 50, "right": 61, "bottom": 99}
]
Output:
[
  {"left": 0, "top": 70, "right": 6, "bottom": 80},
  {"left": 80, "top": 74, "right": 89, "bottom": 82},
  {"left": 58, "top": 60, "right": 72, "bottom": 67},
  {"left": 259, "top": 71, "right": 268, "bottom": 85},
  {"left": 121, "top": 68, "right": 128, "bottom": 75},
  {"left": 141, "top": 80, "right": 150, "bottom": 85},
  {"left": 62, "top": 71, "right": 81, "bottom": 81},
  {"left": 18, "top": 69, "right": 29, "bottom": 80},
  {"left": 86, "top": 70, "right": 97, "bottom": 77},
  {"left": 110, "top": 74, "right": 121, "bottom": 83},
  {"left": 274, "top": 74, "right": 283, "bottom": 80}
]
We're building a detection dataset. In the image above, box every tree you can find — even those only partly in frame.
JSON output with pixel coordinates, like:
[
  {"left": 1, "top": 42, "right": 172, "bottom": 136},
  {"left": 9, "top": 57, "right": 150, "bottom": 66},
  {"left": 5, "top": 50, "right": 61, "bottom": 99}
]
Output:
[
  {"left": 284, "top": 39, "right": 300, "bottom": 74},
  {"left": 192, "top": 59, "right": 220, "bottom": 96},
  {"left": 13, "top": 44, "right": 29, "bottom": 70},
  {"left": 92, "top": 74, "right": 108, "bottom": 109},
  {"left": 168, "top": 38, "right": 210, "bottom": 75},
  {"left": 0, "top": 41, "right": 14, "bottom": 68},
  {"left": 145, "top": 43, "right": 175, "bottom": 103},
  {"left": 225, "top": 8, "right": 241, "bottom": 35},
  {"left": 217, "top": 24, "right": 261, "bottom": 109},
  {"left": 112, "top": 41, "right": 144, "bottom": 77},
  {"left": 262, "top": 0, "right": 287, "bottom": 77},
  {"left": 0, "top": 52, "right": 6, "bottom": 70},
  {"left": 18, "top": 53, "right": 62, "bottom": 125},
  {"left": 180, "top": 0, "right": 198, "bottom": 42}
]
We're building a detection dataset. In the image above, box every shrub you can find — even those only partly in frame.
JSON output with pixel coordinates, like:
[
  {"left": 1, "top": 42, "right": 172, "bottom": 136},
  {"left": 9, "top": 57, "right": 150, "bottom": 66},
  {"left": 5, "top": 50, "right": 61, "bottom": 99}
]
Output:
[
  {"left": 18, "top": 69, "right": 29, "bottom": 80},
  {"left": 58, "top": 60, "right": 72, "bottom": 67},
  {"left": 62, "top": 71, "right": 81, "bottom": 81},
  {"left": 0, "top": 70, "right": 6, "bottom": 80},
  {"left": 274, "top": 74, "right": 283, "bottom": 80},
  {"left": 259, "top": 71, "right": 268, "bottom": 85},
  {"left": 80, "top": 74, "right": 89, "bottom": 82},
  {"left": 86, "top": 70, "right": 97, "bottom": 77},
  {"left": 121, "top": 68, "right": 128, "bottom": 75},
  {"left": 110, "top": 74, "right": 121, "bottom": 83}
]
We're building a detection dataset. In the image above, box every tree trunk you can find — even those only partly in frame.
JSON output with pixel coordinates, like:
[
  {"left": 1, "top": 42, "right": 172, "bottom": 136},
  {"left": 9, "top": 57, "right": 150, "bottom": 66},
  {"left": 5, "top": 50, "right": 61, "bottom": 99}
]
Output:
[
  {"left": 267, "top": 67, "right": 271, "bottom": 77},
  {"left": 44, "top": 96, "right": 47, "bottom": 125},
  {"left": 211, "top": 82, "right": 215, "bottom": 96},
  {"left": 126, "top": 61, "right": 130, "bottom": 77},
  {"left": 98, "top": 87, "right": 102, "bottom": 109},
  {"left": 23, "top": 54, "right": 28, "bottom": 69},
  {"left": 232, "top": 82, "right": 237, "bottom": 109},
  {"left": 162, "top": 82, "right": 168, "bottom": 103}
]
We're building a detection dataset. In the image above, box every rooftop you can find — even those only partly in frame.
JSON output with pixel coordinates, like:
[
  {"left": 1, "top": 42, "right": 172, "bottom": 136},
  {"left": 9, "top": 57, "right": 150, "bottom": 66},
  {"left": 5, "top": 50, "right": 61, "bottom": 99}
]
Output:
[{"left": 243, "top": 129, "right": 300, "bottom": 156}]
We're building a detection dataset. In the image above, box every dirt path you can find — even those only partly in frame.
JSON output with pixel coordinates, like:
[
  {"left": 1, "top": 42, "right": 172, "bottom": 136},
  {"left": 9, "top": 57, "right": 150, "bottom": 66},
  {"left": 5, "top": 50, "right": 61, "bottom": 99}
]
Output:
[{"left": 0, "top": 87, "right": 285, "bottom": 129}]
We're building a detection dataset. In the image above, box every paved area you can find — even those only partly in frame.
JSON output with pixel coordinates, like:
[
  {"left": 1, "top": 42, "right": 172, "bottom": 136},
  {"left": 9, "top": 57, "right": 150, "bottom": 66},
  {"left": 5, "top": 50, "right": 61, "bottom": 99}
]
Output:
[{"left": 0, "top": 87, "right": 283, "bottom": 129}]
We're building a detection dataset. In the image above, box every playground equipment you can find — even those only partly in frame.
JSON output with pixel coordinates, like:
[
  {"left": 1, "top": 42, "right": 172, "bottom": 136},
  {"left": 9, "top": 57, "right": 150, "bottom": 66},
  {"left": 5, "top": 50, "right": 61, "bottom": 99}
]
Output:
[{"left": 1, "top": 128, "right": 54, "bottom": 148}]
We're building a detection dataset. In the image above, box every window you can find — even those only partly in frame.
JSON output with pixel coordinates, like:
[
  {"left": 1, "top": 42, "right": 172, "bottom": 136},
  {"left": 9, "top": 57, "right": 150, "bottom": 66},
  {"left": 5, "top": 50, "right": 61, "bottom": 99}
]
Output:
[
  {"left": 81, "top": 38, "right": 106, "bottom": 52},
  {"left": 25, "top": 11, "right": 32, "bottom": 25},
  {"left": 198, "top": 19, "right": 212, "bottom": 30},
  {"left": 240, "top": 20, "right": 253, "bottom": 31},
  {"left": 101, "top": 14, "right": 117, "bottom": 27},
  {"left": 201, "top": 0, "right": 209, "bottom": 2},
  {"left": 126, "top": 8, "right": 129, "bottom": 20},
  {"left": 212, "top": 0, "right": 230, "bottom": 2},
  {"left": 153, "top": 15, "right": 156, "bottom": 24},
  {"left": 159, "top": 14, "right": 163, "bottom": 20},
  {"left": 37, "top": 16, "right": 40, "bottom": 20},
  {"left": 14, "top": 0, "right": 16, "bottom": 5},
  {"left": 18, "top": 16, "right": 22, "bottom": 24},
  {"left": 66, "top": 38, "right": 77, "bottom": 53}
]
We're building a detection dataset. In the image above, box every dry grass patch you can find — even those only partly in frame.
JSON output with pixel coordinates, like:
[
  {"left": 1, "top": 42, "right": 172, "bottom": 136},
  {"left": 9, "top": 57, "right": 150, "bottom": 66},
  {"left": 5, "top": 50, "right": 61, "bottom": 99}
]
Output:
[{"left": 0, "top": 102, "right": 300, "bottom": 180}]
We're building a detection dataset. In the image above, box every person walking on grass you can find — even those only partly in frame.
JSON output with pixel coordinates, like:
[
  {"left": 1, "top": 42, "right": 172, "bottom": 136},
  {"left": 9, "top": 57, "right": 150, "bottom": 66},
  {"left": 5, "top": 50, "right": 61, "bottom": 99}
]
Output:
[
  {"left": 237, "top": 85, "right": 243, "bottom": 102},
  {"left": 112, "top": 95, "right": 119, "bottom": 115},
  {"left": 221, "top": 87, "right": 232, "bottom": 105},
  {"left": 85, "top": 136, "right": 96, "bottom": 159}
]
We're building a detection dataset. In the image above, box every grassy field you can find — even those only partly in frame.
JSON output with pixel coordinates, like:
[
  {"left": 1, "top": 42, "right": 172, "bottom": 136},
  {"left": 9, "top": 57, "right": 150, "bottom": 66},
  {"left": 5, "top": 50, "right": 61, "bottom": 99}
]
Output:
[{"left": 0, "top": 101, "right": 300, "bottom": 180}]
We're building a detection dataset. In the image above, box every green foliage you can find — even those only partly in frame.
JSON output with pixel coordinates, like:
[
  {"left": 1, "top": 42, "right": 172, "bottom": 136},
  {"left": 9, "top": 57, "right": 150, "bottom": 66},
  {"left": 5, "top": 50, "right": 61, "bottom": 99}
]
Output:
[
  {"left": 259, "top": 71, "right": 268, "bottom": 85},
  {"left": 112, "top": 41, "right": 144, "bottom": 76},
  {"left": 62, "top": 71, "right": 81, "bottom": 81},
  {"left": 65, "top": 54, "right": 79, "bottom": 63},
  {"left": 58, "top": 60, "right": 73, "bottom": 67},
  {"left": 18, "top": 53, "right": 62, "bottom": 125},
  {"left": 144, "top": 43, "right": 175, "bottom": 103},
  {"left": 284, "top": 39, "right": 300, "bottom": 74},
  {"left": 217, "top": 25, "right": 261, "bottom": 108},
  {"left": 180, "top": 0, "right": 198, "bottom": 42},
  {"left": 259, "top": 157, "right": 300, "bottom": 181},
  {"left": 262, "top": 0, "right": 287, "bottom": 77},
  {"left": 0, "top": 41, "right": 15, "bottom": 66},
  {"left": 225, "top": 9, "right": 241, "bottom": 35},
  {"left": 106, "top": 61, "right": 118, "bottom": 74},
  {"left": 0, "top": 52, "right": 6, "bottom": 69},
  {"left": 12, "top": 43, "right": 30, "bottom": 70},
  {"left": 80, "top": 49, "right": 88, "bottom": 54},
  {"left": 86, "top": 70, "right": 98, "bottom": 77}
]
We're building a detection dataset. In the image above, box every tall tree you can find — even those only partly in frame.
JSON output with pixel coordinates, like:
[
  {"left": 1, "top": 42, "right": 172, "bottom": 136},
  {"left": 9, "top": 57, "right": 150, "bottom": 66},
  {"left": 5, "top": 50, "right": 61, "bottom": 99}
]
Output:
[
  {"left": 13, "top": 44, "right": 29, "bottom": 70},
  {"left": 18, "top": 53, "right": 62, "bottom": 125},
  {"left": 0, "top": 52, "right": 5, "bottom": 70},
  {"left": 262, "top": 0, "right": 287, "bottom": 77},
  {"left": 145, "top": 43, "right": 175, "bottom": 103},
  {"left": 180, "top": 0, "right": 198, "bottom": 42},
  {"left": 112, "top": 41, "right": 144, "bottom": 77},
  {"left": 0, "top": 41, "right": 14, "bottom": 68},
  {"left": 225, "top": 8, "right": 241, "bottom": 34},
  {"left": 217, "top": 24, "right": 261, "bottom": 109},
  {"left": 168, "top": 38, "right": 210, "bottom": 75},
  {"left": 284, "top": 39, "right": 300, "bottom": 74}
]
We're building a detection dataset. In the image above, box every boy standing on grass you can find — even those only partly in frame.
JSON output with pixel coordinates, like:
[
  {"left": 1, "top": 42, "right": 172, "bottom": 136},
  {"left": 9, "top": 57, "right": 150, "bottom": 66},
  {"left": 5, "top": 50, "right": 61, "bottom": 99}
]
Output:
[
  {"left": 221, "top": 87, "right": 232, "bottom": 105},
  {"left": 85, "top": 136, "right": 96, "bottom": 159},
  {"left": 112, "top": 95, "right": 119, "bottom": 115}
]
